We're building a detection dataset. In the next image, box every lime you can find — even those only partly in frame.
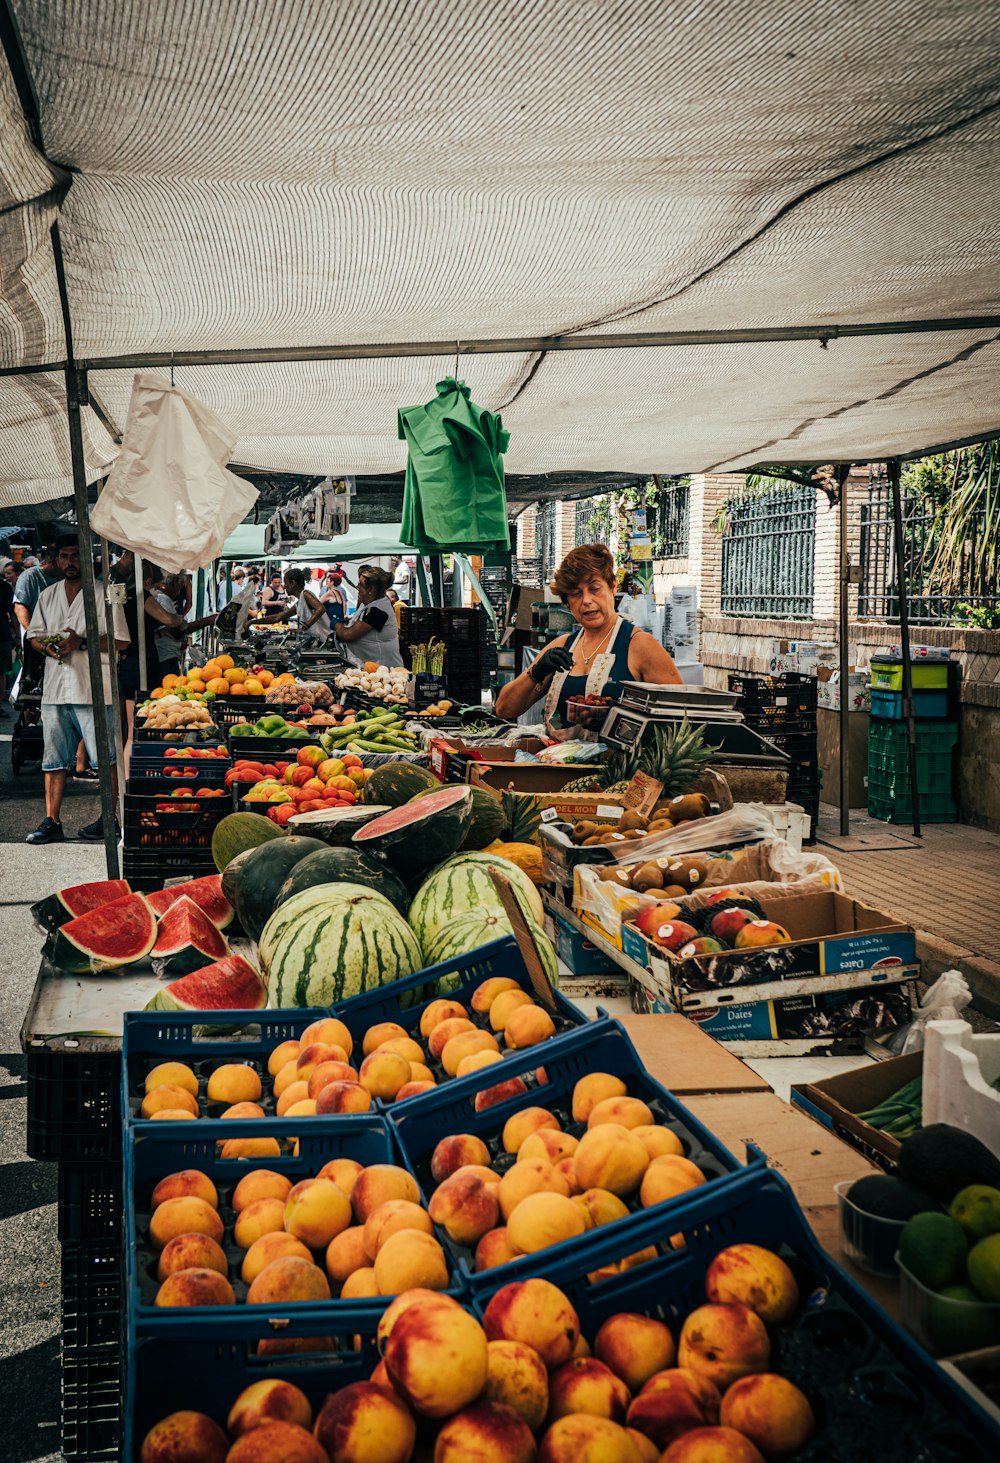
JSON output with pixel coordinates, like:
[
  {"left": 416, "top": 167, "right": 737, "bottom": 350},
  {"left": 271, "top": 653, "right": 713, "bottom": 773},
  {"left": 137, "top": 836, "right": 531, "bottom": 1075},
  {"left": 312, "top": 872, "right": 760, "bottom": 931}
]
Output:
[
  {"left": 967, "top": 1233, "right": 1000, "bottom": 1301},
  {"left": 898, "top": 1212, "right": 968, "bottom": 1289},
  {"left": 950, "top": 1185, "right": 1000, "bottom": 1242}
]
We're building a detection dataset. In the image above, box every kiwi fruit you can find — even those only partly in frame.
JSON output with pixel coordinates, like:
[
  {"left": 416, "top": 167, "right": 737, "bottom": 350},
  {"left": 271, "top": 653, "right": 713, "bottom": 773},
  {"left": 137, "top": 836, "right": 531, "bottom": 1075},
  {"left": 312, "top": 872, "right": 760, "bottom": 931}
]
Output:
[
  {"left": 662, "top": 883, "right": 689, "bottom": 898},
  {"left": 632, "top": 861, "right": 665, "bottom": 892},
  {"left": 617, "top": 811, "right": 649, "bottom": 833},
  {"left": 667, "top": 793, "right": 711, "bottom": 823},
  {"left": 668, "top": 855, "right": 716, "bottom": 891},
  {"left": 597, "top": 866, "right": 632, "bottom": 887},
  {"left": 583, "top": 834, "right": 605, "bottom": 845}
]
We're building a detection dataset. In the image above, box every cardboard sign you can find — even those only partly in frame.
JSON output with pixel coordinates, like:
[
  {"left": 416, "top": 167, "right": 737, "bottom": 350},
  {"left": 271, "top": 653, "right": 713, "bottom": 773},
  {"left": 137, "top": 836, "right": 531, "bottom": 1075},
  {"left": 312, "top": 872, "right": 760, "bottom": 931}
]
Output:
[
  {"left": 622, "top": 771, "right": 664, "bottom": 818},
  {"left": 487, "top": 869, "right": 558, "bottom": 1011}
]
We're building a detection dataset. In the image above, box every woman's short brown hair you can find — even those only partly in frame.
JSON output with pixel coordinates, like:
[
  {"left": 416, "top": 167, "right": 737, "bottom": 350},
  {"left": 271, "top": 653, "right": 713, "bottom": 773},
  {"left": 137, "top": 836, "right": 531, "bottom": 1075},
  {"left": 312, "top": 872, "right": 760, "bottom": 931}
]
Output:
[
  {"left": 550, "top": 543, "right": 616, "bottom": 603},
  {"left": 359, "top": 565, "right": 392, "bottom": 598}
]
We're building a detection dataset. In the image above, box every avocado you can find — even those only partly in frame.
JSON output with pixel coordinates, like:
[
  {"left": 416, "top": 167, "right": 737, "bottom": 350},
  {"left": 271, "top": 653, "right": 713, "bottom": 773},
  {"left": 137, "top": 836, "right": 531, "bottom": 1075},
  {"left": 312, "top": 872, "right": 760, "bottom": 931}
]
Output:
[
  {"left": 897, "top": 1123, "right": 1000, "bottom": 1204},
  {"left": 846, "top": 1174, "right": 939, "bottom": 1222}
]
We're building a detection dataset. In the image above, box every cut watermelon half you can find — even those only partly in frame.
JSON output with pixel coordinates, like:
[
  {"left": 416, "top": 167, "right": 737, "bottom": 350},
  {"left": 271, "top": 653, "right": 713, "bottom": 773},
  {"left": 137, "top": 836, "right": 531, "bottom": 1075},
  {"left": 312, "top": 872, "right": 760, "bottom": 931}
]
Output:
[
  {"left": 145, "top": 954, "right": 266, "bottom": 1012},
  {"left": 31, "top": 878, "right": 132, "bottom": 935},
  {"left": 152, "top": 895, "right": 229, "bottom": 977},
  {"left": 46, "top": 893, "right": 156, "bottom": 974},
  {"left": 145, "top": 873, "right": 234, "bottom": 930},
  {"left": 351, "top": 784, "right": 473, "bottom": 873}
]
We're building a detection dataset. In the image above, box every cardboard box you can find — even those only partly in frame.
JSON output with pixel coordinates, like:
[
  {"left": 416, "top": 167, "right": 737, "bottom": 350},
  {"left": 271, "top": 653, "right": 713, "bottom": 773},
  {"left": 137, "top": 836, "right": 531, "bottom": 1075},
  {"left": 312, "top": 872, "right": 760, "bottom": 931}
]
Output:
[
  {"left": 469, "top": 762, "right": 626, "bottom": 821},
  {"left": 791, "top": 1050, "right": 923, "bottom": 1169},
  {"left": 616, "top": 1014, "right": 770, "bottom": 1094},
  {"left": 817, "top": 672, "right": 871, "bottom": 712},
  {"left": 550, "top": 907, "right": 621, "bottom": 976},
  {"left": 428, "top": 736, "right": 546, "bottom": 783}
]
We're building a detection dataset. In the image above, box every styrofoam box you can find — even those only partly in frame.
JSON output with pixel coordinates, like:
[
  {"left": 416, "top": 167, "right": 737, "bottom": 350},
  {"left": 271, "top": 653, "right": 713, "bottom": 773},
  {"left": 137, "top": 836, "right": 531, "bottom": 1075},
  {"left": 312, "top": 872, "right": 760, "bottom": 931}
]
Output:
[
  {"left": 767, "top": 800, "right": 809, "bottom": 853},
  {"left": 922, "top": 1019, "right": 1000, "bottom": 1159}
]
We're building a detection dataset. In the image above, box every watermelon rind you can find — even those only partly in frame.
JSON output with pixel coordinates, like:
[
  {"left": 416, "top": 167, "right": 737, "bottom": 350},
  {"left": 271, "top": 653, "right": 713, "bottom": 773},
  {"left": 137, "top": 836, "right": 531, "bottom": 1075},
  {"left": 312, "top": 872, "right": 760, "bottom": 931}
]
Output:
[
  {"left": 352, "top": 785, "right": 473, "bottom": 874},
  {"left": 146, "top": 953, "right": 266, "bottom": 1012},
  {"left": 363, "top": 762, "right": 439, "bottom": 808},
  {"left": 424, "top": 909, "right": 560, "bottom": 994},
  {"left": 46, "top": 893, "right": 156, "bottom": 974},
  {"left": 31, "top": 878, "right": 132, "bottom": 935},
  {"left": 211, "top": 810, "right": 285, "bottom": 871},
  {"left": 408, "top": 851, "right": 545, "bottom": 952},
  {"left": 274, "top": 847, "right": 411, "bottom": 916},
  {"left": 151, "top": 895, "right": 230, "bottom": 976},
  {"left": 145, "top": 874, "right": 234, "bottom": 930},
  {"left": 288, "top": 805, "right": 390, "bottom": 844},
  {"left": 259, "top": 883, "right": 423, "bottom": 1008},
  {"left": 234, "top": 836, "right": 330, "bottom": 942},
  {"left": 257, "top": 880, "right": 403, "bottom": 970}
]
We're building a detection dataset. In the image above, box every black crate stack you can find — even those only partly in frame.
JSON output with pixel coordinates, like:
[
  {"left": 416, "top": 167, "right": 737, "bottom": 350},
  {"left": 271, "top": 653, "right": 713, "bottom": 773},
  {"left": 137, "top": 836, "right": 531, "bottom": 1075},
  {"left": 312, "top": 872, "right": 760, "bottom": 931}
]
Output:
[
  {"left": 479, "top": 563, "right": 512, "bottom": 683},
  {"left": 728, "top": 672, "right": 820, "bottom": 842},
  {"left": 122, "top": 750, "right": 230, "bottom": 892},
  {"left": 400, "top": 605, "right": 485, "bottom": 708}
]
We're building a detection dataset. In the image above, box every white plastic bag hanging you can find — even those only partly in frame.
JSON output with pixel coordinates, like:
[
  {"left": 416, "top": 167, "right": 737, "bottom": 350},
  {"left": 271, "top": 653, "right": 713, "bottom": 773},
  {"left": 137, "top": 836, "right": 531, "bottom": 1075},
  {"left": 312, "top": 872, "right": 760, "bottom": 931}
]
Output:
[
  {"left": 91, "top": 375, "right": 257, "bottom": 573},
  {"left": 885, "top": 969, "right": 973, "bottom": 1055}
]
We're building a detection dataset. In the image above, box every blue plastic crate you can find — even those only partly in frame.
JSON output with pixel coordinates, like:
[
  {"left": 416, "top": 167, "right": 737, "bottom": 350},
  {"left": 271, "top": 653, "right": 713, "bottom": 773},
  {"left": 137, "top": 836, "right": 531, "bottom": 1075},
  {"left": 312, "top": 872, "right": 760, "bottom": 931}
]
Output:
[
  {"left": 468, "top": 1165, "right": 1000, "bottom": 1460},
  {"left": 123, "top": 1008, "right": 327, "bottom": 1129},
  {"left": 389, "top": 1016, "right": 750, "bottom": 1293},
  {"left": 870, "top": 689, "right": 949, "bottom": 720},
  {"left": 124, "top": 1113, "right": 469, "bottom": 1339}
]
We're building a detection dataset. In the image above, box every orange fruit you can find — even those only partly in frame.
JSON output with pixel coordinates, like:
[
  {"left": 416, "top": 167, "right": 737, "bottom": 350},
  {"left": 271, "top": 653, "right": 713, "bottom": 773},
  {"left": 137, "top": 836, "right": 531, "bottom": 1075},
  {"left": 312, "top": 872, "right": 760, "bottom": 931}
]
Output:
[
  {"left": 187, "top": 666, "right": 206, "bottom": 681},
  {"left": 230, "top": 683, "right": 248, "bottom": 696},
  {"left": 187, "top": 678, "right": 206, "bottom": 694},
  {"left": 244, "top": 678, "right": 264, "bottom": 695},
  {"left": 215, "top": 654, "right": 235, "bottom": 670},
  {"left": 201, "top": 662, "right": 222, "bottom": 681},
  {"left": 150, "top": 687, "right": 167, "bottom": 699},
  {"left": 256, "top": 669, "right": 273, "bottom": 687},
  {"left": 206, "top": 677, "right": 229, "bottom": 695},
  {"left": 162, "top": 674, "right": 180, "bottom": 690},
  {"left": 224, "top": 667, "right": 247, "bottom": 685}
]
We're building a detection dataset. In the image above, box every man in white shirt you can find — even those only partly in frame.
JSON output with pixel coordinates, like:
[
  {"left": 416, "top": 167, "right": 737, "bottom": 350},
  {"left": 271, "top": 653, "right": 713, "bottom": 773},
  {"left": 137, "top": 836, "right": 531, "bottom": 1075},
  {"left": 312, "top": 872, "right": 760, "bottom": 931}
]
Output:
[{"left": 26, "top": 535, "right": 130, "bottom": 844}]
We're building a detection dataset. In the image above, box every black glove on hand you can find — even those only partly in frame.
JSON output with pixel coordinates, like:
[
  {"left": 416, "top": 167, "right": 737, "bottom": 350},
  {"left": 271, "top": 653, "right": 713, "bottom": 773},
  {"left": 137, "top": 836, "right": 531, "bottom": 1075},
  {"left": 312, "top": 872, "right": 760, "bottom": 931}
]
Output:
[{"left": 529, "top": 643, "right": 574, "bottom": 683}]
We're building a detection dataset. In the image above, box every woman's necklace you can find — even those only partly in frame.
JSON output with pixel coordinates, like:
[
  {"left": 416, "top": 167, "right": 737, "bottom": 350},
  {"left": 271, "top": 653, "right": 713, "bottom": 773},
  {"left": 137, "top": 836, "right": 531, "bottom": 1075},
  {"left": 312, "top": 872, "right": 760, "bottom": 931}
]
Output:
[{"left": 575, "top": 618, "right": 615, "bottom": 669}]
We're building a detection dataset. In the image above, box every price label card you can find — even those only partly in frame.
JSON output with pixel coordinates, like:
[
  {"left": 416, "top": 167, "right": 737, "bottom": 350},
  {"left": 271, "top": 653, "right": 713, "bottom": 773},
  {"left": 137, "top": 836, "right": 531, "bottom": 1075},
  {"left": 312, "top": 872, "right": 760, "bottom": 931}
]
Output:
[
  {"left": 597, "top": 803, "right": 623, "bottom": 820},
  {"left": 623, "top": 771, "right": 664, "bottom": 818}
]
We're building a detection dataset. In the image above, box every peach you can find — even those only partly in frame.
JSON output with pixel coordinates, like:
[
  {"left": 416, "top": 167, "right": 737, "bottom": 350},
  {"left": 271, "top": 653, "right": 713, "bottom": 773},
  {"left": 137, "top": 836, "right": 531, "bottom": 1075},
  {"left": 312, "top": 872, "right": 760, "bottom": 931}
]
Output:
[
  {"left": 267, "top": 1038, "right": 301, "bottom": 1075},
  {"left": 572, "top": 1188, "right": 630, "bottom": 1230},
  {"left": 377, "top": 1288, "right": 457, "bottom": 1351},
  {"left": 326, "top": 1225, "right": 370, "bottom": 1283},
  {"left": 139, "top": 1411, "right": 228, "bottom": 1463},
  {"left": 378, "top": 1035, "right": 425, "bottom": 1066},
  {"left": 144, "top": 1061, "right": 198, "bottom": 1097},
  {"left": 383, "top": 1293, "right": 489, "bottom": 1417},
  {"left": 623, "top": 1245, "right": 659, "bottom": 1271},
  {"left": 431, "top": 1133, "right": 493, "bottom": 1184},
  {"left": 498, "top": 1158, "right": 569, "bottom": 1220},
  {"left": 475, "top": 1227, "right": 519, "bottom": 1271},
  {"left": 507, "top": 1191, "right": 587, "bottom": 1255},
  {"left": 572, "top": 1333, "right": 592, "bottom": 1359},
  {"left": 351, "top": 1164, "right": 420, "bottom": 1222},
  {"left": 149, "top": 1196, "right": 224, "bottom": 1251},
  {"left": 221, "top": 1101, "right": 266, "bottom": 1119},
  {"left": 475, "top": 1076, "right": 529, "bottom": 1112},
  {"left": 316, "top": 1157, "right": 364, "bottom": 1194},
  {"left": 373, "top": 1228, "right": 450, "bottom": 1294},
  {"left": 157, "top": 1233, "right": 228, "bottom": 1281},
  {"left": 225, "top": 1419, "right": 328, "bottom": 1463},
  {"left": 370, "top": 1357, "right": 397, "bottom": 1393},
  {"left": 548, "top": 1357, "right": 630, "bottom": 1423},
  {"left": 295, "top": 1042, "right": 349, "bottom": 1080},
  {"left": 419, "top": 997, "right": 468, "bottom": 1035},
  {"left": 719, "top": 1373, "right": 815, "bottom": 1456},
  {"left": 660, "top": 1427, "right": 765, "bottom": 1463},
  {"left": 428, "top": 1015, "right": 476, "bottom": 1060},
  {"left": 472, "top": 975, "right": 520, "bottom": 1012},
  {"left": 206, "top": 1063, "right": 261, "bottom": 1104},
  {"left": 241, "top": 1231, "right": 312, "bottom": 1285},
  {"left": 572, "top": 1072, "right": 628, "bottom": 1124},
  {"left": 276, "top": 1080, "right": 311, "bottom": 1115},
  {"left": 441, "top": 1028, "right": 500, "bottom": 1076},
  {"left": 595, "top": 1313, "right": 675, "bottom": 1393},
  {"left": 363, "top": 1199, "right": 434, "bottom": 1258},
  {"left": 149, "top": 1109, "right": 196, "bottom": 1121},
  {"left": 640, "top": 1155, "right": 706, "bottom": 1208},
  {"left": 273, "top": 1059, "right": 303, "bottom": 1098},
  {"left": 627, "top": 1370, "right": 721, "bottom": 1451},
  {"left": 407, "top": 1060, "right": 435, "bottom": 1083},
  {"left": 284, "top": 1177, "right": 352, "bottom": 1248},
  {"left": 359, "top": 1049, "right": 412, "bottom": 1099},
  {"left": 483, "top": 1278, "right": 581, "bottom": 1368},
  {"left": 220, "top": 1136, "right": 282, "bottom": 1160},
  {"left": 300, "top": 1016, "right": 353, "bottom": 1055},
  {"left": 150, "top": 1170, "right": 219, "bottom": 1211},
  {"left": 485, "top": 1339, "right": 550, "bottom": 1430},
  {"left": 626, "top": 1428, "right": 662, "bottom": 1463},
  {"left": 454, "top": 1162, "right": 502, "bottom": 1188},
  {"left": 315, "top": 1081, "right": 372, "bottom": 1115},
  {"left": 233, "top": 1196, "right": 287, "bottom": 1249},
  {"left": 502, "top": 1107, "right": 561, "bottom": 1154},
  {"left": 705, "top": 1243, "right": 799, "bottom": 1326},
  {"left": 430, "top": 1169, "right": 501, "bottom": 1246},
  {"left": 284, "top": 1098, "right": 318, "bottom": 1117},
  {"left": 505, "top": 1003, "right": 556, "bottom": 1050},
  {"left": 306, "top": 1060, "right": 357, "bottom": 1098},
  {"left": 573, "top": 1123, "right": 649, "bottom": 1197},
  {"left": 456, "top": 1049, "right": 503, "bottom": 1078},
  {"left": 246, "top": 1255, "right": 331, "bottom": 1304},
  {"left": 227, "top": 1378, "right": 312, "bottom": 1437},
  {"left": 538, "top": 1415, "right": 643, "bottom": 1462},
  {"left": 587, "top": 1095, "right": 654, "bottom": 1130},
  {"left": 394, "top": 1080, "right": 436, "bottom": 1101},
  {"left": 556, "top": 1156, "right": 583, "bottom": 1194},
  {"left": 678, "top": 1305, "right": 770, "bottom": 1392},
  {"left": 362, "top": 1020, "right": 408, "bottom": 1055},
  {"left": 141, "top": 1085, "right": 199, "bottom": 1119},
  {"left": 155, "top": 1267, "right": 235, "bottom": 1307},
  {"left": 519, "top": 1129, "right": 579, "bottom": 1166},
  {"left": 634, "top": 1126, "right": 686, "bottom": 1161},
  {"left": 489, "top": 988, "right": 535, "bottom": 1030},
  {"left": 313, "top": 1381, "right": 416, "bottom": 1463},
  {"left": 340, "top": 1266, "right": 382, "bottom": 1299},
  {"left": 434, "top": 1400, "right": 537, "bottom": 1462}
]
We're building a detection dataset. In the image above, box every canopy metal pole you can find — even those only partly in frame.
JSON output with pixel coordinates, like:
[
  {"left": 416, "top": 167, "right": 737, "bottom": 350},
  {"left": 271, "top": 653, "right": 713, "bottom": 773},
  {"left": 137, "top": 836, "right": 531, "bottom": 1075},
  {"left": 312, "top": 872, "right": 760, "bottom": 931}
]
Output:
[
  {"left": 836, "top": 464, "right": 853, "bottom": 838},
  {"left": 96, "top": 497, "right": 126, "bottom": 826},
  {"left": 887, "top": 458, "right": 921, "bottom": 838},
  {"left": 134, "top": 554, "right": 147, "bottom": 694}
]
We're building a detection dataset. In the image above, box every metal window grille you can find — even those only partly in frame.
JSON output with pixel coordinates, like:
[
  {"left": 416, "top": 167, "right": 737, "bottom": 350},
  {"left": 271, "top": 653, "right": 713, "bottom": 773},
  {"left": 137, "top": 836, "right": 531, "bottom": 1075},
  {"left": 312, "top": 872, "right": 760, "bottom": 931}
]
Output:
[
  {"left": 648, "top": 476, "right": 690, "bottom": 558},
  {"left": 574, "top": 495, "right": 610, "bottom": 545},
  {"left": 858, "top": 463, "right": 1000, "bottom": 623},
  {"left": 721, "top": 486, "right": 816, "bottom": 618}
]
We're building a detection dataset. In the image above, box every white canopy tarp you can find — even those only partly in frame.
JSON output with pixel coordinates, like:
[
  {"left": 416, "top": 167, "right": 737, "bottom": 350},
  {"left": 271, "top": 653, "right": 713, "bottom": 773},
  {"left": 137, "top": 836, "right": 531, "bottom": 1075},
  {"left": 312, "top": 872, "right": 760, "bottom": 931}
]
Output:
[{"left": 1, "top": 0, "right": 999, "bottom": 506}]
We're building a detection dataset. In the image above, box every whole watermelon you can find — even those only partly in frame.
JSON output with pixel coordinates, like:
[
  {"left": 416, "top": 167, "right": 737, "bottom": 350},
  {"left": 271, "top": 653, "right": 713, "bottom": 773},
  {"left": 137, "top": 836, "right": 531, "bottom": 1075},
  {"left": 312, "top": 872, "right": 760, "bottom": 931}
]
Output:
[
  {"left": 408, "top": 850, "right": 545, "bottom": 951},
  {"left": 274, "top": 846, "right": 411, "bottom": 916},
  {"left": 414, "top": 783, "right": 505, "bottom": 851},
  {"left": 364, "top": 761, "right": 439, "bottom": 807},
  {"left": 259, "top": 883, "right": 423, "bottom": 1007},
  {"left": 212, "top": 810, "right": 284, "bottom": 871},
  {"left": 234, "top": 836, "right": 329, "bottom": 942},
  {"left": 423, "top": 907, "right": 560, "bottom": 994}
]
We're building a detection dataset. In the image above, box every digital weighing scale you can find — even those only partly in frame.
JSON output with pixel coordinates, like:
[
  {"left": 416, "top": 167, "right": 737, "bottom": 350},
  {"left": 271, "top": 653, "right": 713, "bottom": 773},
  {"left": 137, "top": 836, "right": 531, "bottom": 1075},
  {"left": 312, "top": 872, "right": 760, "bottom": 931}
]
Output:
[{"left": 600, "top": 682, "right": 790, "bottom": 765}]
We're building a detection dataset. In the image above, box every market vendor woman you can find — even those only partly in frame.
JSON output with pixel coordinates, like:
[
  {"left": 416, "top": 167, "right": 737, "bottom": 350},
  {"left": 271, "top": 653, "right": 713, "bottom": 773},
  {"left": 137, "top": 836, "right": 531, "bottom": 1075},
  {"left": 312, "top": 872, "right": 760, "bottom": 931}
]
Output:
[
  {"left": 334, "top": 564, "right": 404, "bottom": 668},
  {"left": 496, "top": 544, "right": 682, "bottom": 736}
]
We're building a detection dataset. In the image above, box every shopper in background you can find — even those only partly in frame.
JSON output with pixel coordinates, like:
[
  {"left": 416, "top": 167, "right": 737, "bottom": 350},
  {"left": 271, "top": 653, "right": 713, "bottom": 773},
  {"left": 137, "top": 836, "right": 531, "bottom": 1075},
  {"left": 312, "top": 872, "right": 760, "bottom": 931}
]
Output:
[
  {"left": 260, "top": 570, "right": 286, "bottom": 614},
  {"left": 13, "top": 544, "right": 60, "bottom": 686},
  {"left": 386, "top": 586, "right": 403, "bottom": 630},
  {"left": 320, "top": 568, "right": 348, "bottom": 628},
  {"left": 283, "top": 567, "right": 330, "bottom": 646},
  {"left": 217, "top": 565, "right": 246, "bottom": 610},
  {"left": 391, "top": 555, "right": 413, "bottom": 604},
  {"left": 335, "top": 565, "right": 403, "bottom": 667},
  {"left": 0, "top": 558, "right": 17, "bottom": 714}
]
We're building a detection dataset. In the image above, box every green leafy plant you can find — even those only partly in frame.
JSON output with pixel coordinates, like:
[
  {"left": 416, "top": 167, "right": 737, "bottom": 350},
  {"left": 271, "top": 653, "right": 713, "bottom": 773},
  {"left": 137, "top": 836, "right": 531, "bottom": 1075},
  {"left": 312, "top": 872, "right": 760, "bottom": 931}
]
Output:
[{"left": 920, "top": 443, "right": 1000, "bottom": 610}]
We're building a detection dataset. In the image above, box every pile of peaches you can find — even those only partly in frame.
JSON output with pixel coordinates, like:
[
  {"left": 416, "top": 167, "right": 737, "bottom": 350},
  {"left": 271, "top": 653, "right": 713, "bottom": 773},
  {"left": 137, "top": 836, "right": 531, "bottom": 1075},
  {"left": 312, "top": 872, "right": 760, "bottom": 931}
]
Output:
[
  {"left": 629, "top": 890, "right": 791, "bottom": 960},
  {"left": 139, "top": 1255, "right": 816, "bottom": 1463},
  {"left": 140, "top": 1156, "right": 455, "bottom": 1311}
]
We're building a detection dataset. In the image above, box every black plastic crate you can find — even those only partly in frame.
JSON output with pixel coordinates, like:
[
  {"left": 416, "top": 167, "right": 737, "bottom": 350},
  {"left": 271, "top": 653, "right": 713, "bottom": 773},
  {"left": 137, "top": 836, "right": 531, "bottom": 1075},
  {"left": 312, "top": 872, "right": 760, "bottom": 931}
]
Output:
[
  {"left": 126, "top": 749, "right": 229, "bottom": 782},
  {"left": 122, "top": 849, "right": 218, "bottom": 890},
  {"left": 399, "top": 605, "right": 442, "bottom": 641},
  {"left": 61, "top": 1238, "right": 121, "bottom": 1353},
  {"left": 756, "top": 729, "right": 818, "bottom": 763},
  {"left": 61, "top": 1345, "right": 120, "bottom": 1460},
  {"left": 210, "top": 694, "right": 268, "bottom": 728},
  {"left": 134, "top": 721, "right": 223, "bottom": 743},
  {"left": 58, "top": 1162, "right": 123, "bottom": 1244},
  {"left": 124, "top": 788, "right": 230, "bottom": 852},
  {"left": 729, "top": 671, "right": 818, "bottom": 705},
  {"left": 26, "top": 1047, "right": 121, "bottom": 1163},
  {"left": 440, "top": 607, "right": 481, "bottom": 645}
]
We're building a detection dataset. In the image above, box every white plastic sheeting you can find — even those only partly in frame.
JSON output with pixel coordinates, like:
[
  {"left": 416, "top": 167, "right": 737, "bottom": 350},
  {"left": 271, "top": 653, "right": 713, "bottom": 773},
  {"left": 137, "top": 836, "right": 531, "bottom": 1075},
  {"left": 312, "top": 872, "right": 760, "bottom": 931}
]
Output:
[{"left": 1, "top": 0, "right": 999, "bottom": 504}]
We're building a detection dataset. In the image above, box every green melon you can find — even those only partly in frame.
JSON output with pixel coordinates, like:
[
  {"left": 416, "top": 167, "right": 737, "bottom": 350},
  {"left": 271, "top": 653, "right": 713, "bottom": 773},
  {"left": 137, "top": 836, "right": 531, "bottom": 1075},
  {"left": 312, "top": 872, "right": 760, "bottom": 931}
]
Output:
[
  {"left": 423, "top": 908, "right": 560, "bottom": 994},
  {"left": 408, "top": 851, "right": 545, "bottom": 951},
  {"left": 257, "top": 881, "right": 404, "bottom": 970},
  {"left": 211, "top": 810, "right": 285, "bottom": 871},
  {"left": 234, "top": 836, "right": 330, "bottom": 942},
  {"left": 259, "top": 883, "right": 423, "bottom": 1008},
  {"left": 413, "top": 783, "right": 505, "bottom": 851},
  {"left": 363, "top": 761, "right": 440, "bottom": 807},
  {"left": 274, "top": 846, "right": 411, "bottom": 916}
]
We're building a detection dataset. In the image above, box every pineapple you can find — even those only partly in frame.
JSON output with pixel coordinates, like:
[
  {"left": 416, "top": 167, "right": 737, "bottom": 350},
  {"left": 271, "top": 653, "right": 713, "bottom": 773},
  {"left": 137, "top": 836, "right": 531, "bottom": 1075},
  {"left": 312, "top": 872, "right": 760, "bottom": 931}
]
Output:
[
  {"left": 572, "top": 717, "right": 716, "bottom": 797},
  {"left": 502, "top": 790, "right": 544, "bottom": 843}
]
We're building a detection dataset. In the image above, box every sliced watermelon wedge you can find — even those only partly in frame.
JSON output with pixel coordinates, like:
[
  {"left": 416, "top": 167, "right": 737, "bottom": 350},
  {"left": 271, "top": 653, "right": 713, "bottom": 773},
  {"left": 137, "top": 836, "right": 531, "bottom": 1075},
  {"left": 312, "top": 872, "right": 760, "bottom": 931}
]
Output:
[
  {"left": 145, "top": 873, "right": 234, "bottom": 930},
  {"left": 352, "top": 784, "right": 473, "bottom": 873},
  {"left": 46, "top": 893, "right": 156, "bottom": 974},
  {"left": 152, "top": 895, "right": 229, "bottom": 977},
  {"left": 31, "top": 878, "right": 132, "bottom": 935},
  {"left": 145, "top": 954, "right": 266, "bottom": 1012}
]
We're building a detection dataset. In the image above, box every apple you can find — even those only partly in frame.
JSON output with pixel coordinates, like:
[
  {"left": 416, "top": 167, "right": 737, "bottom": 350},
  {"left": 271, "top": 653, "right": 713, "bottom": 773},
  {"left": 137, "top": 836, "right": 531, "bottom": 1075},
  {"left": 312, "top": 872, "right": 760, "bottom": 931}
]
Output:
[{"left": 652, "top": 921, "right": 700, "bottom": 953}]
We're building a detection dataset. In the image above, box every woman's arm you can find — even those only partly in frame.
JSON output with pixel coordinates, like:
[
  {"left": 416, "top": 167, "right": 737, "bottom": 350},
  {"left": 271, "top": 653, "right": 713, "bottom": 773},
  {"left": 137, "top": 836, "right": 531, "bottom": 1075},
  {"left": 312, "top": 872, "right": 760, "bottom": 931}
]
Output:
[
  {"left": 495, "top": 634, "right": 570, "bottom": 720},
  {"left": 627, "top": 630, "right": 684, "bottom": 685},
  {"left": 301, "top": 591, "right": 327, "bottom": 629}
]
